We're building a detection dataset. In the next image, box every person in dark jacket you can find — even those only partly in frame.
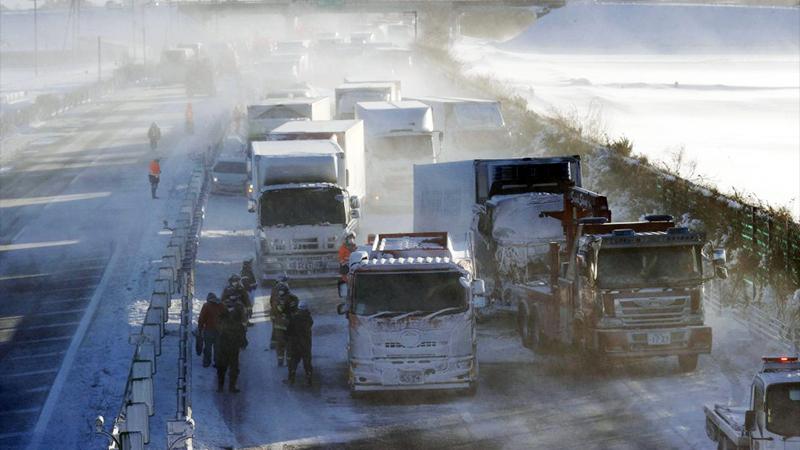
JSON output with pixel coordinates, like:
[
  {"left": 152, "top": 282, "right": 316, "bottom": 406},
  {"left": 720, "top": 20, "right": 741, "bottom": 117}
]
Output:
[
  {"left": 240, "top": 259, "right": 257, "bottom": 295},
  {"left": 198, "top": 292, "right": 225, "bottom": 367},
  {"left": 222, "top": 274, "right": 252, "bottom": 327},
  {"left": 267, "top": 275, "right": 289, "bottom": 350},
  {"left": 273, "top": 285, "right": 298, "bottom": 366},
  {"left": 215, "top": 300, "right": 247, "bottom": 393},
  {"left": 286, "top": 300, "right": 313, "bottom": 386}
]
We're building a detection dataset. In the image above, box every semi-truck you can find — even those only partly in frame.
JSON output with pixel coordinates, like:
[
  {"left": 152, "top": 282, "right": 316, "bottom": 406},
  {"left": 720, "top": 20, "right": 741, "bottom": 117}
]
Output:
[
  {"left": 336, "top": 232, "right": 484, "bottom": 394},
  {"left": 250, "top": 139, "right": 364, "bottom": 280},
  {"left": 335, "top": 81, "right": 400, "bottom": 119},
  {"left": 356, "top": 100, "right": 439, "bottom": 208},
  {"left": 414, "top": 157, "right": 725, "bottom": 371},
  {"left": 704, "top": 356, "right": 800, "bottom": 449},
  {"left": 408, "top": 96, "right": 511, "bottom": 160}
]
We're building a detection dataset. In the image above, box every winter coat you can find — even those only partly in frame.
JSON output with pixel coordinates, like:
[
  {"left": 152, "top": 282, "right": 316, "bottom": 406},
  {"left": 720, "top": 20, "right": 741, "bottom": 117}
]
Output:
[
  {"left": 273, "top": 293, "right": 298, "bottom": 331},
  {"left": 287, "top": 309, "right": 313, "bottom": 355},
  {"left": 215, "top": 305, "right": 247, "bottom": 366},
  {"left": 148, "top": 125, "right": 161, "bottom": 141},
  {"left": 240, "top": 264, "right": 257, "bottom": 290},
  {"left": 198, "top": 300, "right": 225, "bottom": 332},
  {"left": 222, "top": 284, "right": 251, "bottom": 309},
  {"left": 149, "top": 160, "right": 161, "bottom": 177}
]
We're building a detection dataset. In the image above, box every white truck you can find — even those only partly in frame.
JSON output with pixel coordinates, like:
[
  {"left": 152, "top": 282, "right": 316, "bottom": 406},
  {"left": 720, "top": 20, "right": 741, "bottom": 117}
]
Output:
[
  {"left": 250, "top": 139, "right": 364, "bottom": 280},
  {"left": 408, "top": 96, "right": 511, "bottom": 161},
  {"left": 335, "top": 81, "right": 400, "bottom": 120},
  {"left": 704, "top": 356, "right": 800, "bottom": 450},
  {"left": 266, "top": 120, "right": 366, "bottom": 178},
  {"left": 336, "top": 232, "right": 484, "bottom": 395},
  {"left": 355, "top": 100, "right": 440, "bottom": 208},
  {"left": 246, "top": 97, "right": 331, "bottom": 142}
]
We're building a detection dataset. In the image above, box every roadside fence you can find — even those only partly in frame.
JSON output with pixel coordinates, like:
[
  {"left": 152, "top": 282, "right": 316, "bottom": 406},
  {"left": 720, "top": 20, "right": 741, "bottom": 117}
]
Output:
[{"left": 97, "top": 116, "right": 225, "bottom": 450}]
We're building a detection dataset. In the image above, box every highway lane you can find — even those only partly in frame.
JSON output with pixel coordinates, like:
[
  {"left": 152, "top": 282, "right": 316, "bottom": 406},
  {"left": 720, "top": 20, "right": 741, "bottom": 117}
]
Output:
[{"left": 0, "top": 84, "right": 218, "bottom": 449}]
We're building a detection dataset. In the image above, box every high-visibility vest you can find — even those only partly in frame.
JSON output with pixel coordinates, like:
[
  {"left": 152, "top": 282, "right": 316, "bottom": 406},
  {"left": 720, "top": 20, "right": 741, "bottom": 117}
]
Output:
[{"left": 149, "top": 161, "right": 161, "bottom": 176}]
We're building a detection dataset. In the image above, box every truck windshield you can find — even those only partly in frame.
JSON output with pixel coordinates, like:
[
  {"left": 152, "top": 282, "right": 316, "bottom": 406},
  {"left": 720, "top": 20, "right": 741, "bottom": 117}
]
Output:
[
  {"left": 213, "top": 161, "right": 247, "bottom": 174},
  {"left": 596, "top": 246, "right": 701, "bottom": 289},
  {"left": 766, "top": 383, "right": 800, "bottom": 437},
  {"left": 352, "top": 271, "right": 466, "bottom": 316},
  {"left": 260, "top": 187, "right": 345, "bottom": 227},
  {"left": 370, "top": 135, "right": 434, "bottom": 161}
]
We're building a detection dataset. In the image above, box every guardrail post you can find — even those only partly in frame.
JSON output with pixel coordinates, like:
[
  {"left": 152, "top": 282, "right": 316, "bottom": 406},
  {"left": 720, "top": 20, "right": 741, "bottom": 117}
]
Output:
[
  {"left": 134, "top": 338, "right": 156, "bottom": 374},
  {"left": 151, "top": 293, "right": 170, "bottom": 323},
  {"left": 122, "top": 402, "right": 149, "bottom": 444},
  {"left": 131, "top": 376, "right": 154, "bottom": 416},
  {"left": 118, "top": 431, "right": 144, "bottom": 450}
]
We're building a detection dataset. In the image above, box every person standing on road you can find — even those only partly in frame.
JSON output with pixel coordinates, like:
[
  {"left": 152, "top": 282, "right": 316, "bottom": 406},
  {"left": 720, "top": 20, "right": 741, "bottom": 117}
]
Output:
[
  {"left": 215, "top": 299, "right": 247, "bottom": 393},
  {"left": 286, "top": 300, "right": 313, "bottom": 386},
  {"left": 148, "top": 158, "right": 161, "bottom": 199},
  {"left": 198, "top": 292, "right": 225, "bottom": 368},
  {"left": 147, "top": 122, "right": 161, "bottom": 150},
  {"left": 267, "top": 275, "right": 289, "bottom": 350},
  {"left": 273, "top": 284, "right": 298, "bottom": 367},
  {"left": 240, "top": 259, "right": 257, "bottom": 297},
  {"left": 338, "top": 232, "right": 357, "bottom": 290},
  {"left": 222, "top": 274, "right": 252, "bottom": 327}
]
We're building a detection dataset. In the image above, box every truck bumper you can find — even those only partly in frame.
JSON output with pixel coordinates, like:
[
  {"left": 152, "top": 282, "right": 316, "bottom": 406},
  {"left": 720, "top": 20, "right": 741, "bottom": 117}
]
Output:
[
  {"left": 593, "top": 326, "right": 712, "bottom": 358},
  {"left": 211, "top": 181, "right": 246, "bottom": 195},
  {"left": 258, "top": 252, "right": 340, "bottom": 280},
  {"left": 349, "top": 356, "right": 477, "bottom": 392}
]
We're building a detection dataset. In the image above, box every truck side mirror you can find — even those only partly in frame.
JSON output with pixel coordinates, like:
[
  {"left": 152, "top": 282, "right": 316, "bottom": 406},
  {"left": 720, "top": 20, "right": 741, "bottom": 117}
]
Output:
[
  {"left": 744, "top": 410, "right": 755, "bottom": 432},
  {"left": 247, "top": 199, "right": 256, "bottom": 213},
  {"left": 349, "top": 195, "right": 360, "bottom": 209},
  {"left": 336, "top": 302, "right": 348, "bottom": 314},
  {"left": 337, "top": 281, "right": 348, "bottom": 299},
  {"left": 350, "top": 209, "right": 360, "bottom": 219},
  {"left": 712, "top": 248, "right": 727, "bottom": 266},
  {"left": 715, "top": 266, "right": 728, "bottom": 280}
]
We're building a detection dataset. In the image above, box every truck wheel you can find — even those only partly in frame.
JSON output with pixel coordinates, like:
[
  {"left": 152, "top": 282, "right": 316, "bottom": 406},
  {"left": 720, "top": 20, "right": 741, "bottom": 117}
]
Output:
[
  {"left": 678, "top": 354, "right": 699, "bottom": 372},
  {"left": 465, "top": 381, "right": 478, "bottom": 397},
  {"left": 718, "top": 436, "right": 736, "bottom": 450}
]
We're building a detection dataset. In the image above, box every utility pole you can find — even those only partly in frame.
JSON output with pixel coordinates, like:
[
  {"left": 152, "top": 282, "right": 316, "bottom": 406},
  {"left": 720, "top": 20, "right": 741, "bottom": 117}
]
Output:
[
  {"left": 33, "top": 0, "right": 38, "bottom": 76},
  {"left": 97, "top": 36, "right": 101, "bottom": 82}
]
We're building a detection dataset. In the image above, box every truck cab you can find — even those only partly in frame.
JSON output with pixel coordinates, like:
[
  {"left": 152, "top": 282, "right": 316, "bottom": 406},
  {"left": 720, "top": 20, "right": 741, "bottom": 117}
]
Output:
[
  {"left": 250, "top": 140, "right": 361, "bottom": 280},
  {"left": 337, "top": 232, "right": 484, "bottom": 394},
  {"left": 705, "top": 356, "right": 800, "bottom": 449}
]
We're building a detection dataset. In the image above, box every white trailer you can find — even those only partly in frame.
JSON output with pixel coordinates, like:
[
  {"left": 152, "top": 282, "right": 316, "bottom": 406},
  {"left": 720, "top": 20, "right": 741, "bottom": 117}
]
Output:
[
  {"left": 407, "top": 96, "right": 511, "bottom": 160},
  {"left": 335, "top": 82, "right": 399, "bottom": 119},
  {"left": 246, "top": 97, "right": 331, "bottom": 141},
  {"left": 250, "top": 140, "right": 363, "bottom": 280},
  {"left": 266, "top": 119, "right": 366, "bottom": 204},
  {"left": 355, "top": 100, "right": 439, "bottom": 208}
]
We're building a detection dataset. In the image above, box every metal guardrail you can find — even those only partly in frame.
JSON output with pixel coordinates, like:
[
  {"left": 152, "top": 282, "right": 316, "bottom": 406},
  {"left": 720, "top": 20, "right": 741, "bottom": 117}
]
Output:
[
  {"left": 706, "top": 280, "right": 800, "bottom": 354},
  {"left": 96, "top": 116, "right": 226, "bottom": 450}
]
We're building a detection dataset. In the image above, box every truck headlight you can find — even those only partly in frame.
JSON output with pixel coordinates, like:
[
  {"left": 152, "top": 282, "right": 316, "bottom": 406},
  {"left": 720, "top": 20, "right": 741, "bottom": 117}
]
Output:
[
  {"left": 212, "top": 177, "right": 219, "bottom": 183},
  {"left": 456, "top": 358, "right": 473, "bottom": 370},
  {"left": 271, "top": 239, "right": 286, "bottom": 251}
]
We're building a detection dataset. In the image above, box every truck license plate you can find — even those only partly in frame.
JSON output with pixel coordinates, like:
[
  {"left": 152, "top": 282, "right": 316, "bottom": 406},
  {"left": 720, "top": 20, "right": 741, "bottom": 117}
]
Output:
[
  {"left": 647, "top": 332, "right": 671, "bottom": 345},
  {"left": 399, "top": 371, "right": 422, "bottom": 384}
]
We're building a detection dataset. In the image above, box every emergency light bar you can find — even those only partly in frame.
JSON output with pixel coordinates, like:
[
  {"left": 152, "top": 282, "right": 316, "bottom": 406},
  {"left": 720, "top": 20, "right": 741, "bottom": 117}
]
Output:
[{"left": 760, "top": 356, "right": 800, "bottom": 372}]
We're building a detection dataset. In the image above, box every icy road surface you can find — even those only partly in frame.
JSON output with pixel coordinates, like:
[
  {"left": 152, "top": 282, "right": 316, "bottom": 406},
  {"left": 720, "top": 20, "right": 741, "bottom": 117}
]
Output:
[
  {"left": 190, "top": 193, "right": 790, "bottom": 450},
  {"left": 0, "top": 83, "right": 227, "bottom": 449}
]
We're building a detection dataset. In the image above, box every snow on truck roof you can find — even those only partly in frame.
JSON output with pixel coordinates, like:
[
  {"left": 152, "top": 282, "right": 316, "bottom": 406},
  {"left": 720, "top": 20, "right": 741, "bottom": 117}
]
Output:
[
  {"left": 409, "top": 96, "right": 499, "bottom": 105},
  {"left": 269, "top": 119, "right": 362, "bottom": 134},
  {"left": 355, "top": 101, "right": 433, "bottom": 135},
  {"left": 336, "top": 82, "right": 396, "bottom": 91},
  {"left": 254, "top": 97, "right": 327, "bottom": 106},
  {"left": 251, "top": 139, "right": 342, "bottom": 157}
]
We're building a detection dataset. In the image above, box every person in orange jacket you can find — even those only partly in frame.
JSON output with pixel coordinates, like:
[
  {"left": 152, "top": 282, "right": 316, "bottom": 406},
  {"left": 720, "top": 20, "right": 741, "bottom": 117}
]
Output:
[
  {"left": 149, "top": 158, "right": 161, "bottom": 199},
  {"left": 337, "top": 232, "right": 357, "bottom": 287}
]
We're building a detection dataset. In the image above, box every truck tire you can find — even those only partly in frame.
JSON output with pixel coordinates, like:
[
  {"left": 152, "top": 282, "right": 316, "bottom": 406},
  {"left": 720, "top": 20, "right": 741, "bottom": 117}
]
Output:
[
  {"left": 466, "top": 381, "right": 478, "bottom": 397},
  {"left": 678, "top": 354, "right": 699, "bottom": 372},
  {"left": 718, "top": 436, "right": 736, "bottom": 450}
]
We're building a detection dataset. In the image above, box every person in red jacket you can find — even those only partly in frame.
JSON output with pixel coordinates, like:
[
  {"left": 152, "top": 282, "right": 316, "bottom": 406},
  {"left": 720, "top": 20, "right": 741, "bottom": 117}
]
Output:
[
  {"left": 148, "top": 158, "right": 161, "bottom": 199},
  {"left": 337, "top": 232, "right": 357, "bottom": 289},
  {"left": 198, "top": 292, "right": 225, "bottom": 367}
]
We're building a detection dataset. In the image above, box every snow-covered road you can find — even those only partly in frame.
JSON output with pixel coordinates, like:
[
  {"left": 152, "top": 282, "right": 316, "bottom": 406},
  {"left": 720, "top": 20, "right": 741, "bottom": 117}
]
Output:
[
  {"left": 0, "top": 82, "right": 229, "bottom": 449},
  {"left": 189, "top": 193, "right": 790, "bottom": 450}
]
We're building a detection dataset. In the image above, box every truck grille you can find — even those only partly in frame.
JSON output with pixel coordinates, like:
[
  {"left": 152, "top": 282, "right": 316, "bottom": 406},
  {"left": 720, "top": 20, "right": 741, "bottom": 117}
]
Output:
[
  {"left": 616, "top": 296, "right": 689, "bottom": 328},
  {"left": 292, "top": 238, "right": 319, "bottom": 250},
  {"left": 385, "top": 341, "right": 437, "bottom": 349}
]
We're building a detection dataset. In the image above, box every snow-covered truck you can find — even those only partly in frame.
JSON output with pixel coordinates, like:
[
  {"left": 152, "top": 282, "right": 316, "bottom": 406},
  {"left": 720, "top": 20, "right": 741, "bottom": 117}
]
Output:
[
  {"left": 246, "top": 97, "right": 331, "bottom": 142},
  {"left": 408, "top": 96, "right": 511, "bottom": 160},
  {"left": 336, "top": 232, "right": 484, "bottom": 394},
  {"left": 334, "top": 81, "right": 399, "bottom": 119},
  {"left": 704, "top": 356, "right": 800, "bottom": 449},
  {"left": 249, "top": 139, "right": 364, "bottom": 280},
  {"left": 356, "top": 100, "right": 440, "bottom": 207},
  {"left": 415, "top": 157, "right": 724, "bottom": 371}
]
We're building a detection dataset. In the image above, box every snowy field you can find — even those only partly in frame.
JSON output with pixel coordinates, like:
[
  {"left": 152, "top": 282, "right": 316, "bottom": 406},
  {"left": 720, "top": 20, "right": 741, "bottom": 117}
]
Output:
[{"left": 454, "top": 3, "right": 800, "bottom": 217}]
